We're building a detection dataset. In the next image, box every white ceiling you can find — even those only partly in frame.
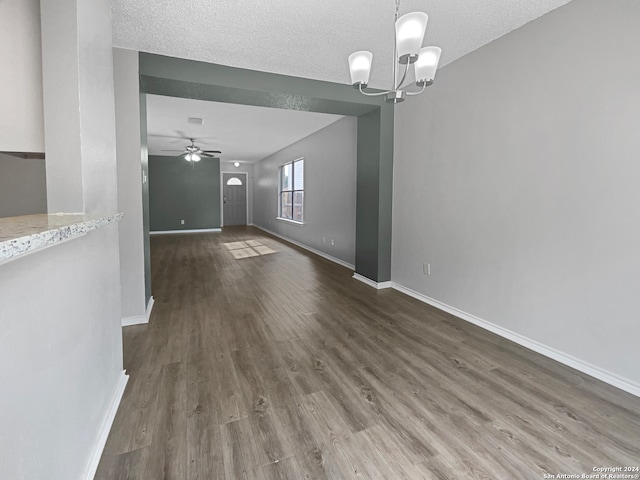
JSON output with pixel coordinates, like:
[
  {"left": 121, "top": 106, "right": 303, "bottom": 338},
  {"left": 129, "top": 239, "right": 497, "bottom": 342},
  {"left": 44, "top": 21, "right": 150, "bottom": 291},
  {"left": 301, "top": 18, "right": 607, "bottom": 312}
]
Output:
[
  {"left": 127, "top": 0, "right": 573, "bottom": 162},
  {"left": 112, "top": 0, "right": 572, "bottom": 89},
  {"left": 146, "top": 94, "right": 344, "bottom": 163}
]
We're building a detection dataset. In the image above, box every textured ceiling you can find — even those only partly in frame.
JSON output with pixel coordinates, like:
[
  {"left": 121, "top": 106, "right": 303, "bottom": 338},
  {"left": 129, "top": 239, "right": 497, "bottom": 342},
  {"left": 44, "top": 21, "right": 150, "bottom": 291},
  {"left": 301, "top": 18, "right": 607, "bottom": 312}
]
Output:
[
  {"left": 146, "top": 94, "right": 344, "bottom": 163},
  {"left": 112, "top": 0, "right": 572, "bottom": 89}
]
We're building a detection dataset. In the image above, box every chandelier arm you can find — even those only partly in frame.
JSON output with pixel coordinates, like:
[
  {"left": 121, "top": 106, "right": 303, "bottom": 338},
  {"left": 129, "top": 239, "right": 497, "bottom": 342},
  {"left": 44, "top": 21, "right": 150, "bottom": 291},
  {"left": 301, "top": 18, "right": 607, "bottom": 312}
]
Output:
[
  {"left": 358, "top": 83, "right": 392, "bottom": 97},
  {"left": 396, "top": 78, "right": 415, "bottom": 90},
  {"left": 405, "top": 84, "right": 427, "bottom": 96},
  {"left": 395, "top": 62, "right": 410, "bottom": 91}
]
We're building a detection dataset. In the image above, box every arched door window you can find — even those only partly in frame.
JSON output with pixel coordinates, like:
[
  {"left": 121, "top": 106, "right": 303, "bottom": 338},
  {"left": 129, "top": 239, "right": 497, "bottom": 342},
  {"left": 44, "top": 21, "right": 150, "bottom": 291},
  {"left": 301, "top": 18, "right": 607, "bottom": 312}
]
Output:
[{"left": 226, "top": 177, "right": 243, "bottom": 186}]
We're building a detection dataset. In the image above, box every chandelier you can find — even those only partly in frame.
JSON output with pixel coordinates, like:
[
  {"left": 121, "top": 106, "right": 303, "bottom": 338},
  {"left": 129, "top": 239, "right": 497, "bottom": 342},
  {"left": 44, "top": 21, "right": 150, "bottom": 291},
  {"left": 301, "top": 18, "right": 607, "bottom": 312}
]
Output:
[{"left": 348, "top": 0, "right": 442, "bottom": 103}]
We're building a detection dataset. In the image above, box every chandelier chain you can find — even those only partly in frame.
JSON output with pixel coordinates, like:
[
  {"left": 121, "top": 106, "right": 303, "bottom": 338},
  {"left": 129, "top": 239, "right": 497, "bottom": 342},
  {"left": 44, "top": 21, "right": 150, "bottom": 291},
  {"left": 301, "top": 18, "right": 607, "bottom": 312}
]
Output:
[{"left": 393, "top": 0, "right": 400, "bottom": 93}]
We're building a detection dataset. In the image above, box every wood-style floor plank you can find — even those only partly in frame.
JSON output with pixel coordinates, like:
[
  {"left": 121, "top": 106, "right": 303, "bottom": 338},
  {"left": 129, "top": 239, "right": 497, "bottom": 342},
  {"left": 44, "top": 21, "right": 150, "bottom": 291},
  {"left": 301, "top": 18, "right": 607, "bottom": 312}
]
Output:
[{"left": 96, "top": 226, "right": 640, "bottom": 479}]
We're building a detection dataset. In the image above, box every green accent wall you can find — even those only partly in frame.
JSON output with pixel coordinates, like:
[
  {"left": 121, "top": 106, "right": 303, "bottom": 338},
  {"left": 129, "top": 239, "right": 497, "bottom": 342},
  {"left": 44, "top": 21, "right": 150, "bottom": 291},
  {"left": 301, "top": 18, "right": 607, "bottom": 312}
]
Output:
[
  {"left": 356, "top": 110, "right": 382, "bottom": 281},
  {"left": 148, "top": 155, "right": 221, "bottom": 231},
  {"left": 139, "top": 52, "right": 394, "bottom": 282},
  {"left": 377, "top": 105, "right": 395, "bottom": 283}
]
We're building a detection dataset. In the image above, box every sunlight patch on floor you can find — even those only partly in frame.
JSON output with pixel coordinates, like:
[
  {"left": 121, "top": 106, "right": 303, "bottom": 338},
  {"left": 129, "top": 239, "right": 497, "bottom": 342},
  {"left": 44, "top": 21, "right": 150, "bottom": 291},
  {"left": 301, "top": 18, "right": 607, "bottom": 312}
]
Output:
[
  {"left": 224, "top": 241, "right": 249, "bottom": 250},
  {"left": 225, "top": 240, "right": 277, "bottom": 259}
]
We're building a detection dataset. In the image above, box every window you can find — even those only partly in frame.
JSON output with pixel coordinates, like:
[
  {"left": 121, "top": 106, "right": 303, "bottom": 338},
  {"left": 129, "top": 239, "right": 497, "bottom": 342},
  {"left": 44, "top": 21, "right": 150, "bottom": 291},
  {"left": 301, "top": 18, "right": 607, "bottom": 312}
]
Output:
[
  {"left": 278, "top": 158, "right": 304, "bottom": 222},
  {"left": 226, "top": 177, "right": 243, "bottom": 186}
]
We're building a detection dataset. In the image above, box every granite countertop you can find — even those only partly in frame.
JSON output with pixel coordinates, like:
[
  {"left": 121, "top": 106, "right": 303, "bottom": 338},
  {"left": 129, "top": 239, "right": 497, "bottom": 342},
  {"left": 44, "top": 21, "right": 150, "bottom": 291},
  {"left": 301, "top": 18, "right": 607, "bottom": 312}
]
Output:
[{"left": 0, "top": 213, "right": 123, "bottom": 264}]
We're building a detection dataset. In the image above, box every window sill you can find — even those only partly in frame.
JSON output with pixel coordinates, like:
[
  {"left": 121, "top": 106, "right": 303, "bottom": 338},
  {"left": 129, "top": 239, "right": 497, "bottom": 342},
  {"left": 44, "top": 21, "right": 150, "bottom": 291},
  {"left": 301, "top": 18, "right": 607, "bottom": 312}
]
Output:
[{"left": 276, "top": 217, "right": 304, "bottom": 226}]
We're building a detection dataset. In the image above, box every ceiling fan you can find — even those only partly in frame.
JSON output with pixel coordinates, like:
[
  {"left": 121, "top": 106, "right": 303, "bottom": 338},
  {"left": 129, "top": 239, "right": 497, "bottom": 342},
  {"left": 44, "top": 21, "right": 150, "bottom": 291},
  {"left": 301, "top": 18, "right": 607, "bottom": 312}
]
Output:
[{"left": 162, "top": 138, "right": 222, "bottom": 162}]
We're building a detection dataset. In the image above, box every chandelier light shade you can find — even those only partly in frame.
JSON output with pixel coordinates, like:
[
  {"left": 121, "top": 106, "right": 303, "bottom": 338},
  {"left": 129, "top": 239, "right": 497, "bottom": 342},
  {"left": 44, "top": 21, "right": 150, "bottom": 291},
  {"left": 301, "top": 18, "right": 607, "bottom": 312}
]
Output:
[
  {"left": 348, "top": 51, "right": 373, "bottom": 86},
  {"left": 395, "top": 12, "right": 428, "bottom": 64},
  {"left": 415, "top": 46, "right": 441, "bottom": 85},
  {"left": 348, "top": 1, "right": 441, "bottom": 103}
]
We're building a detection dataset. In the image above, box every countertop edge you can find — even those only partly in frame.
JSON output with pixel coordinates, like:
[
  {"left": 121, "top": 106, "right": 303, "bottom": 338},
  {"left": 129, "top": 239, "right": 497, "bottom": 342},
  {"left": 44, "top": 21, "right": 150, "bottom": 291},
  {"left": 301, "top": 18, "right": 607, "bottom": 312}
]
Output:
[{"left": 0, "top": 213, "right": 124, "bottom": 265}]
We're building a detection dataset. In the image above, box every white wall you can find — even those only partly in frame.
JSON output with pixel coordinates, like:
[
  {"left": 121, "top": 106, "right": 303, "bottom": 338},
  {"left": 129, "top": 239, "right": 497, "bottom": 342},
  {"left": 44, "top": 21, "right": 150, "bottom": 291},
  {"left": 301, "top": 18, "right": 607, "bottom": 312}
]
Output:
[
  {"left": 0, "top": 153, "right": 47, "bottom": 217},
  {"left": 41, "top": 0, "right": 119, "bottom": 214},
  {"left": 0, "top": 0, "right": 127, "bottom": 478},
  {"left": 221, "top": 161, "right": 254, "bottom": 226},
  {"left": 392, "top": 0, "right": 640, "bottom": 391},
  {"left": 0, "top": 0, "right": 45, "bottom": 153},
  {"left": 113, "top": 48, "right": 147, "bottom": 319},
  {"left": 0, "top": 227, "right": 124, "bottom": 480},
  {"left": 253, "top": 116, "right": 356, "bottom": 266}
]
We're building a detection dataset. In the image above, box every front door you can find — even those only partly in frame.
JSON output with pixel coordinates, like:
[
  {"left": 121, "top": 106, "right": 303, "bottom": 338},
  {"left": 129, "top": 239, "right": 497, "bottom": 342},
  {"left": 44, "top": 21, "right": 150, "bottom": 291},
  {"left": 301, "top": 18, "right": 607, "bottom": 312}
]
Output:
[{"left": 223, "top": 173, "right": 247, "bottom": 226}]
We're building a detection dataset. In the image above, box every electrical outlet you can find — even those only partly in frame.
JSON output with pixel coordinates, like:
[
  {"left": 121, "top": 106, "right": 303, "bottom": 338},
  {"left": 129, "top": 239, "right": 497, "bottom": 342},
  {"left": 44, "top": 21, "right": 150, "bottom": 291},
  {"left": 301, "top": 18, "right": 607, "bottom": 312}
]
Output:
[
  {"left": 330, "top": 239, "right": 335, "bottom": 246},
  {"left": 180, "top": 219, "right": 185, "bottom": 225},
  {"left": 423, "top": 262, "right": 431, "bottom": 275},
  {"left": 322, "top": 236, "right": 327, "bottom": 243}
]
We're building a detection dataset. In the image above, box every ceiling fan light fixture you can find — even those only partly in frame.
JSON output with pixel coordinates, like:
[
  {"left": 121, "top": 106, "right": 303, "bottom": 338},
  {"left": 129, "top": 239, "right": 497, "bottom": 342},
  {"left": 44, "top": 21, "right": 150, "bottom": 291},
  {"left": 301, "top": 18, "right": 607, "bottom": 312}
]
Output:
[{"left": 171, "top": 138, "right": 220, "bottom": 163}]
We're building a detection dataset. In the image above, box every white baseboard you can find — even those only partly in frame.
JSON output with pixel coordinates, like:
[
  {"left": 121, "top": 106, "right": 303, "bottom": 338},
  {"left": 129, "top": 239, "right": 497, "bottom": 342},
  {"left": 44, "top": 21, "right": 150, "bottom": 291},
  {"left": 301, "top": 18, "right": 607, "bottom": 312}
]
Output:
[
  {"left": 146, "top": 296, "right": 155, "bottom": 320},
  {"left": 252, "top": 225, "right": 355, "bottom": 270},
  {"left": 121, "top": 296, "right": 155, "bottom": 327},
  {"left": 150, "top": 228, "right": 221, "bottom": 235},
  {"left": 352, "top": 273, "right": 392, "bottom": 290},
  {"left": 83, "top": 370, "right": 129, "bottom": 480},
  {"left": 391, "top": 282, "right": 640, "bottom": 398},
  {"left": 121, "top": 314, "right": 145, "bottom": 327}
]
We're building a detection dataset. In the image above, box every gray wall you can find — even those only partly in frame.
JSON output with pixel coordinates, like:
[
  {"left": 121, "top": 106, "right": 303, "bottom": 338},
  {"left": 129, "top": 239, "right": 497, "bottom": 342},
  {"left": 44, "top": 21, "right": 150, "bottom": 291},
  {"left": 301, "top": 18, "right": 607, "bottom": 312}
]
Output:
[
  {"left": 254, "top": 116, "right": 357, "bottom": 266},
  {"left": 392, "top": 0, "right": 640, "bottom": 388},
  {"left": 149, "top": 155, "right": 221, "bottom": 231},
  {"left": 221, "top": 161, "right": 254, "bottom": 225},
  {"left": 113, "top": 48, "right": 147, "bottom": 318},
  {"left": 0, "top": 153, "right": 47, "bottom": 217}
]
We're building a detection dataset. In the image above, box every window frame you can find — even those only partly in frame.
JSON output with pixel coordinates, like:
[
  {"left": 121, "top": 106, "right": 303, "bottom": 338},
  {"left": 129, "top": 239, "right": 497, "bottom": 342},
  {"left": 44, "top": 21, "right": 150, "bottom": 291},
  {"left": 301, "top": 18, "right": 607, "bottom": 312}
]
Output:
[{"left": 277, "top": 157, "right": 304, "bottom": 224}]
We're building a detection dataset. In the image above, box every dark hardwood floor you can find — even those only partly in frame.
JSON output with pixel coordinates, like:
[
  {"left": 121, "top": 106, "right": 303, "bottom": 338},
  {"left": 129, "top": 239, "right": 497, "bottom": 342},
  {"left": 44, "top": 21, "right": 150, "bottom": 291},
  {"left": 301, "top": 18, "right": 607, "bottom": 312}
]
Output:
[{"left": 96, "top": 226, "right": 640, "bottom": 479}]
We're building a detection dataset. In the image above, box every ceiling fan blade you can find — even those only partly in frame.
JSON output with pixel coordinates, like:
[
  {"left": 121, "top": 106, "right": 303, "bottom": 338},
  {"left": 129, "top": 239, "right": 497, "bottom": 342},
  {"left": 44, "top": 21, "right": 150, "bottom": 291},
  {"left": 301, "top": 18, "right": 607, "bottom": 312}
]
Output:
[
  {"left": 202, "top": 150, "right": 222, "bottom": 154},
  {"left": 201, "top": 153, "right": 219, "bottom": 157},
  {"left": 148, "top": 134, "right": 185, "bottom": 139},
  {"left": 162, "top": 149, "right": 187, "bottom": 152}
]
